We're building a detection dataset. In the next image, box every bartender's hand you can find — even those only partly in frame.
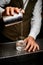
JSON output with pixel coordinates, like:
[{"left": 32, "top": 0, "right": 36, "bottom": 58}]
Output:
[
  {"left": 24, "top": 36, "right": 39, "bottom": 52},
  {"left": 2, "top": 7, "right": 25, "bottom": 16}
]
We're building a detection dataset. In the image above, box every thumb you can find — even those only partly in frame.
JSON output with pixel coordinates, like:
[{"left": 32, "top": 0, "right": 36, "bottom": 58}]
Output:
[{"left": 24, "top": 38, "right": 28, "bottom": 44}]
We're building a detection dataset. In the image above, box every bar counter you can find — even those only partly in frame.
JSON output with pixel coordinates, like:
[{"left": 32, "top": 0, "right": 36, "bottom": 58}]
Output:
[{"left": 0, "top": 39, "right": 43, "bottom": 65}]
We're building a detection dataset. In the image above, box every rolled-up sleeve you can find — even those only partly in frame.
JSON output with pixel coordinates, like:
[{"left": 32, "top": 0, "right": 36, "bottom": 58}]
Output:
[{"left": 29, "top": 0, "right": 42, "bottom": 39}]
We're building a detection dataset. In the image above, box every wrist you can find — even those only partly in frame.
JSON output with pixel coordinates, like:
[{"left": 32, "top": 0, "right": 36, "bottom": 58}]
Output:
[
  {"left": 28, "top": 33, "right": 37, "bottom": 40},
  {"left": 28, "top": 36, "right": 35, "bottom": 40},
  {"left": 28, "top": 34, "right": 36, "bottom": 40}
]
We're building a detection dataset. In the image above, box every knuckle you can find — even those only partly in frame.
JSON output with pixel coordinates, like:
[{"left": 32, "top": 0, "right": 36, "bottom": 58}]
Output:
[{"left": 6, "top": 7, "right": 9, "bottom": 9}]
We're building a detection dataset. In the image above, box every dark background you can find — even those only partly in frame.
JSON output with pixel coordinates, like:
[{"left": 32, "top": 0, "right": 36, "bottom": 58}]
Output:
[{"left": 37, "top": 1, "right": 43, "bottom": 39}]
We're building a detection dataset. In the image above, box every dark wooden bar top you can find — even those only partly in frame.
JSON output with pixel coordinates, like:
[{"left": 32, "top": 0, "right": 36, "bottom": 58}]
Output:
[{"left": 0, "top": 39, "right": 43, "bottom": 65}]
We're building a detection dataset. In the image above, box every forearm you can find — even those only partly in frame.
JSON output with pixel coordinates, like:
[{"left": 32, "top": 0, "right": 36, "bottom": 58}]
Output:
[
  {"left": 29, "top": 0, "right": 42, "bottom": 39},
  {"left": 29, "top": 18, "right": 42, "bottom": 39}
]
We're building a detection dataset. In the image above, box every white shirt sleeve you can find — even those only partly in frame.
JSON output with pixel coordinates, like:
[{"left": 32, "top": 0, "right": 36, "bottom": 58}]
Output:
[{"left": 29, "top": 0, "right": 42, "bottom": 40}]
